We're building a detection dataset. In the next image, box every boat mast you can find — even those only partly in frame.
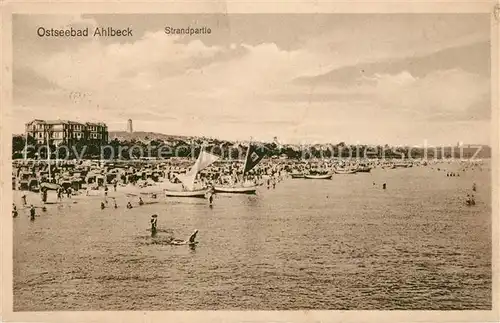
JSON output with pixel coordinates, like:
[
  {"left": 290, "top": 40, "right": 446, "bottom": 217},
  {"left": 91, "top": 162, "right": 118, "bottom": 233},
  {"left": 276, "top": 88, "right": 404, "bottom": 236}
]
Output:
[{"left": 241, "top": 137, "right": 252, "bottom": 181}]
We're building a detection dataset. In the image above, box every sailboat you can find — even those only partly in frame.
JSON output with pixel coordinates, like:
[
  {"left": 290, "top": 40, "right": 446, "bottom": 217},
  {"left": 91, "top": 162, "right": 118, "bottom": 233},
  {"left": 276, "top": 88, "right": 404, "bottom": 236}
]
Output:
[
  {"left": 164, "top": 148, "right": 219, "bottom": 198},
  {"left": 213, "top": 142, "right": 266, "bottom": 194}
]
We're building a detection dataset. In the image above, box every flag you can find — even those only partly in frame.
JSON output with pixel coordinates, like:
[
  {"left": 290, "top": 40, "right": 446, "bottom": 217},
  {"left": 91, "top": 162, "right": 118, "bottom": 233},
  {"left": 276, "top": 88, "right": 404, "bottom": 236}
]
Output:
[
  {"left": 178, "top": 150, "right": 219, "bottom": 190},
  {"left": 243, "top": 144, "right": 267, "bottom": 175}
]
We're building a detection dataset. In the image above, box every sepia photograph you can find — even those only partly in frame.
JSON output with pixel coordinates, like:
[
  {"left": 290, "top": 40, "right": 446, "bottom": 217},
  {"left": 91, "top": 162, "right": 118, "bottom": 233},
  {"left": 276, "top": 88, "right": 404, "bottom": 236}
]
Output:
[{"left": 1, "top": 5, "right": 498, "bottom": 321}]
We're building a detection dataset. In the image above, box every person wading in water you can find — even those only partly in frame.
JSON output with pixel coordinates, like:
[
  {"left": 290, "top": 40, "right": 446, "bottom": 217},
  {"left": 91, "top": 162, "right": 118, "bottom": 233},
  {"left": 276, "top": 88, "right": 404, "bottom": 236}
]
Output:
[
  {"left": 29, "top": 205, "right": 36, "bottom": 221},
  {"left": 12, "top": 204, "right": 18, "bottom": 218},
  {"left": 208, "top": 192, "right": 214, "bottom": 207},
  {"left": 150, "top": 214, "right": 158, "bottom": 237}
]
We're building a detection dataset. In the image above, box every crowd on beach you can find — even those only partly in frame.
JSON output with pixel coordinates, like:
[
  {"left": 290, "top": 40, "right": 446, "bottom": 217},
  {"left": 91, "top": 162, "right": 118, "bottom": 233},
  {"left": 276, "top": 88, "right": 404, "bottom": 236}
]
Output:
[{"left": 12, "top": 157, "right": 485, "bottom": 223}]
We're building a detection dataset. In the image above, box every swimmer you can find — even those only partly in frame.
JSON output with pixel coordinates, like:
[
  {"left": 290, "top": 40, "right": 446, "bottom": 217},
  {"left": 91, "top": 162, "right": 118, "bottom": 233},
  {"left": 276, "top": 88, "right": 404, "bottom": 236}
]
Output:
[
  {"left": 100, "top": 201, "right": 105, "bottom": 210},
  {"left": 189, "top": 229, "right": 199, "bottom": 244},
  {"left": 169, "top": 229, "right": 199, "bottom": 246}
]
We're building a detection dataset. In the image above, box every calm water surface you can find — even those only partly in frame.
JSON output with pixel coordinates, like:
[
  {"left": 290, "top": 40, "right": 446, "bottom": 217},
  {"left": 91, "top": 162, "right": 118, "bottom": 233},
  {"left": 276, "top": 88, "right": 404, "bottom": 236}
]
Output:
[{"left": 13, "top": 164, "right": 492, "bottom": 310}]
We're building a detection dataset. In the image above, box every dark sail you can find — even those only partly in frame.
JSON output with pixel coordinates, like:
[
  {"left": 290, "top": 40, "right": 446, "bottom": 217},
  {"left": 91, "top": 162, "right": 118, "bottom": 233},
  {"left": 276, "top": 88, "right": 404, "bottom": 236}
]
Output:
[{"left": 243, "top": 143, "right": 267, "bottom": 175}]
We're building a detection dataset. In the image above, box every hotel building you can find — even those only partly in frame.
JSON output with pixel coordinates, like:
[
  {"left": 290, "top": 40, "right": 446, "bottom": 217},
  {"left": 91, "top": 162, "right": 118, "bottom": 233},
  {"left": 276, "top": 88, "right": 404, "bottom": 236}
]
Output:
[{"left": 25, "top": 119, "right": 109, "bottom": 146}]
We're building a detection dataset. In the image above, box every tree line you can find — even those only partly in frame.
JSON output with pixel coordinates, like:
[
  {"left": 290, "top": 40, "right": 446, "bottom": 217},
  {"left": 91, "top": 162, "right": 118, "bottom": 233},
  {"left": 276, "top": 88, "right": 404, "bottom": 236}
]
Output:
[{"left": 12, "top": 135, "right": 489, "bottom": 160}]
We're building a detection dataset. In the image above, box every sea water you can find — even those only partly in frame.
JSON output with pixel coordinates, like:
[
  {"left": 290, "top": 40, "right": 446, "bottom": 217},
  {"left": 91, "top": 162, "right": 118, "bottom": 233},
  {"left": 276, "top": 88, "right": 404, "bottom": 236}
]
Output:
[{"left": 13, "top": 163, "right": 492, "bottom": 310}]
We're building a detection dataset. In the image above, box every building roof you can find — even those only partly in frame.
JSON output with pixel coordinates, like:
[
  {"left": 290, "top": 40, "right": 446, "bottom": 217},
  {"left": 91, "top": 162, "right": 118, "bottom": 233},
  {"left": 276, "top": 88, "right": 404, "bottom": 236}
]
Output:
[
  {"left": 26, "top": 119, "right": 107, "bottom": 127},
  {"left": 46, "top": 120, "right": 84, "bottom": 125},
  {"left": 85, "top": 122, "right": 107, "bottom": 127},
  {"left": 26, "top": 119, "right": 84, "bottom": 125}
]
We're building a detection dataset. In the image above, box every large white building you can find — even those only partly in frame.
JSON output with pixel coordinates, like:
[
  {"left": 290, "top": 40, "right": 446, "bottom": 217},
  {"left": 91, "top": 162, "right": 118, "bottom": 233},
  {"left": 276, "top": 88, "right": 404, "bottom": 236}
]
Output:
[{"left": 25, "top": 119, "right": 109, "bottom": 146}]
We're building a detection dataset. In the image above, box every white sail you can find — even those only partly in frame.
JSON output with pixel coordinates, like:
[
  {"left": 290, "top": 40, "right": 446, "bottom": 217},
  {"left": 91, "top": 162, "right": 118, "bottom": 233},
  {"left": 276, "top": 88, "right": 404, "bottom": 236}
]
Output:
[{"left": 178, "top": 150, "right": 219, "bottom": 191}]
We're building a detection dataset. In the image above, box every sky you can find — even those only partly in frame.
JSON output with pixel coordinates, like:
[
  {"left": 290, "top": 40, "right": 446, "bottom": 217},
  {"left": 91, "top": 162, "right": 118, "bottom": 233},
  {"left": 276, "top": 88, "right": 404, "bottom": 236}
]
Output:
[{"left": 11, "top": 14, "right": 491, "bottom": 145}]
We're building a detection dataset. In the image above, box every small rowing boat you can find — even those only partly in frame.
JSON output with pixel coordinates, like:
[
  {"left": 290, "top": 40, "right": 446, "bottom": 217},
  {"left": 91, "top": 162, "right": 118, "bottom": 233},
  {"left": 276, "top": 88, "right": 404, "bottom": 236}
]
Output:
[
  {"left": 304, "top": 174, "right": 332, "bottom": 179},
  {"left": 164, "top": 189, "right": 207, "bottom": 198},
  {"left": 213, "top": 185, "right": 257, "bottom": 194},
  {"left": 333, "top": 168, "right": 357, "bottom": 174},
  {"left": 290, "top": 173, "right": 305, "bottom": 179}
]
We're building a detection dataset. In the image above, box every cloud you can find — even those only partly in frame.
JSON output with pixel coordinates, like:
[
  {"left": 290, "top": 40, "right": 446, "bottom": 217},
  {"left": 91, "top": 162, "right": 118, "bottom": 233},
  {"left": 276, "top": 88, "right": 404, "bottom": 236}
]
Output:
[
  {"left": 12, "top": 14, "right": 491, "bottom": 145},
  {"left": 368, "top": 69, "right": 490, "bottom": 119},
  {"left": 294, "top": 41, "right": 490, "bottom": 87},
  {"left": 30, "top": 32, "right": 224, "bottom": 91}
]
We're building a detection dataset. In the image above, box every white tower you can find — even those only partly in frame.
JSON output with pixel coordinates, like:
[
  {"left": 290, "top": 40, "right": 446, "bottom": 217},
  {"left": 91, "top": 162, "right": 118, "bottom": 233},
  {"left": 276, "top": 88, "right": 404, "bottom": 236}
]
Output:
[{"left": 127, "top": 119, "right": 133, "bottom": 133}]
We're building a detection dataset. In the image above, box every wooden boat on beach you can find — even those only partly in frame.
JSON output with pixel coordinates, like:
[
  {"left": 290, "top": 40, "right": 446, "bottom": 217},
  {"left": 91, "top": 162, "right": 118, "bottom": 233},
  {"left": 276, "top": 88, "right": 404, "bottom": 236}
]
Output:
[
  {"left": 164, "top": 189, "right": 208, "bottom": 198},
  {"left": 333, "top": 168, "right": 357, "bottom": 174},
  {"left": 213, "top": 185, "right": 257, "bottom": 194},
  {"left": 356, "top": 166, "right": 372, "bottom": 173},
  {"left": 290, "top": 173, "right": 305, "bottom": 179},
  {"left": 304, "top": 174, "right": 332, "bottom": 179}
]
